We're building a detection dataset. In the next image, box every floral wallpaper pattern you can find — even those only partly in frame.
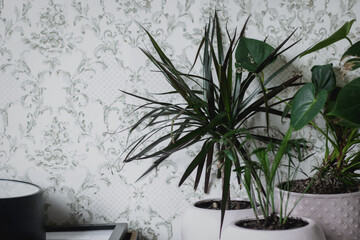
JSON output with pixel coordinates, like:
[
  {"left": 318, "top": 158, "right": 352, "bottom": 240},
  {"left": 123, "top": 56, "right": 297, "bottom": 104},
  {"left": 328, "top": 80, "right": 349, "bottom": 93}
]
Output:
[{"left": 0, "top": 0, "right": 359, "bottom": 239}]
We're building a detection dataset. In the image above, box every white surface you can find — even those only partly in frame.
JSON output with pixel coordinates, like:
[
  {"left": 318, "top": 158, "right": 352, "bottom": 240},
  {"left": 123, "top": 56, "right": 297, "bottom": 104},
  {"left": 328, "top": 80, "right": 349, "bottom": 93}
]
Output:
[
  {"left": 0, "top": 179, "right": 40, "bottom": 199},
  {"left": 181, "top": 199, "right": 255, "bottom": 240},
  {"left": 46, "top": 230, "right": 113, "bottom": 240}
]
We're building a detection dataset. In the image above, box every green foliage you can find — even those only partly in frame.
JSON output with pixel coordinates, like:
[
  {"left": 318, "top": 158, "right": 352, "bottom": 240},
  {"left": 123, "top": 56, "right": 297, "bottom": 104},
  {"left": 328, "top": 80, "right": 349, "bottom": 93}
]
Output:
[
  {"left": 240, "top": 127, "right": 297, "bottom": 225},
  {"left": 123, "top": 11, "right": 358, "bottom": 233},
  {"left": 311, "top": 64, "right": 336, "bottom": 92},
  {"left": 235, "top": 37, "right": 276, "bottom": 72},
  {"left": 123, "top": 13, "right": 306, "bottom": 232},
  {"left": 286, "top": 21, "right": 360, "bottom": 188},
  {"left": 341, "top": 41, "right": 360, "bottom": 71},
  {"left": 329, "top": 77, "right": 360, "bottom": 126},
  {"left": 237, "top": 19, "right": 359, "bottom": 228},
  {"left": 300, "top": 20, "right": 355, "bottom": 57},
  {"left": 289, "top": 64, "right": 336, "bottom": 130},
  {"left": 290, "top": 83, "right": 328, "bottom": 130}
]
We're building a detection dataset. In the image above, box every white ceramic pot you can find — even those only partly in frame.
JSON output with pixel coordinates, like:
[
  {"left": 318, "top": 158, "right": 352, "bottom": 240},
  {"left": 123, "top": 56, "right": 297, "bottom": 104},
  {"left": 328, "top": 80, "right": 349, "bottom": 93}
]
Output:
[
  {"left": 181, "top": 199, "right": 254, "bottom": 240},
  {"left": 274, "top": 187, "right": 360, "bottom": 240},
  {"left": 222, "top": 217, "right": 326, "bottom": 240}
]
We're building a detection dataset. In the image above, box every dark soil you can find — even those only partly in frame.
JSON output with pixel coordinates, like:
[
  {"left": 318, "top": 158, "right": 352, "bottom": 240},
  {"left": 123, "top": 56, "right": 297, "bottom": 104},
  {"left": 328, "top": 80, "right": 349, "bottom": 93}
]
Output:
[
  {"left": 280, "top": 178, "right": 360, "bottom": 194},
  {"left": 236, "top": 213, "right": 308, "bottom": 230},
  {"left": 195, "top": 199, "right": 252, "bottom": 210}
]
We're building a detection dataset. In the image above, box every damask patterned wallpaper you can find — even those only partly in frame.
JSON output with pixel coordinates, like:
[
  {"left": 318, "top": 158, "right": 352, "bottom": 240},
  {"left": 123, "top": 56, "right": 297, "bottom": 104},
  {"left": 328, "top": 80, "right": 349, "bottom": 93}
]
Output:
[{"left": 0, "top": 0, "right": 359, "bottom": 239}]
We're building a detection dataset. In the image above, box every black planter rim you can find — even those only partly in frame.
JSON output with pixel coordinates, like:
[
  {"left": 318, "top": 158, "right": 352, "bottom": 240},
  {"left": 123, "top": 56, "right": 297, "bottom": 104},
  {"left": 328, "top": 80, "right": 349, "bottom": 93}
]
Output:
[{"left": 0, "top": 178, "right": 44, "bottom": 200}]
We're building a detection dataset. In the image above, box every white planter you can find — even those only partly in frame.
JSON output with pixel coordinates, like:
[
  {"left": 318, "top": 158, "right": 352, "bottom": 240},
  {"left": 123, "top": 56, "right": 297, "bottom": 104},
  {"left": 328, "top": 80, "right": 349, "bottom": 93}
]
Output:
[
  {"left": 222, "top": 217, "right": 326, "bottom": 240},
  {"left": 181, "top": 199, "right": 254, "bottom": 240},
  {"left": 274, "top": 187, "right": 360, "bottom": 240}
]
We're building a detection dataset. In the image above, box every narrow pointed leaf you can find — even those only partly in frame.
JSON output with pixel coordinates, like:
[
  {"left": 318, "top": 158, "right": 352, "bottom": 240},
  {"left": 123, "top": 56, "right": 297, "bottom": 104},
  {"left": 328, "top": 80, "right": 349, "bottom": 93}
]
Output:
[
  {"left": 220, "top": 158, "right": 232, "bottom": 235},
  {"left": 269, "top": 127, "right": 293, "bottom": 185},
  {"left": 300, "top": 20, "right": 355, "bottom": 57},
  {"left": 132, "top": 112, "right": 227, "bottom": 160},
  {"left": 282, "top": 98, "right": 294, "bottom": 120},
  {"left": 135, "top": 119, "right": 190, "bottom": 181},
  {"left": 135, "top": 153, "right": 171, "bottom": 182},
  {"left": 236, "top": 74, "right": 301, "bottom": 123},
  {"left": 238, "top": 50, "right": 301, "bottom": 112},
  {"left": 204, "top": 145, "right": 214, "bottom": 193},
  {"left": 239, "top": 16, "right": 250, "bottom": 38},
  {"left": 138, "top": 24, "right": 176, "bottom": 68},
  {"left": 194, "top": 144, "right": 208, "bottom": 190},
  {"left": 188, "top": 36, "right": 206, "bottom": 74},
  {"left": 214, "top": 12, "right": 224, "bottom": 64},
  {"left": 179, "top": 140, "right": 216, "bottom": 187}
]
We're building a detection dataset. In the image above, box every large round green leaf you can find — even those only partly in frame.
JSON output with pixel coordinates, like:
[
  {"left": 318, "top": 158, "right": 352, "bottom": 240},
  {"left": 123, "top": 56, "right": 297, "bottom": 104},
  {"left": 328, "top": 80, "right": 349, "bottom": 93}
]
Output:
[
  {"left": 311, "top": 64, "right": 336, "bottom": 93},
  {"left": 328, "top": 77, "right": 360, "bottom": 126},
  {"left": 235, "top": 37, "right": 275, "bottom": 72},
  {"left": 290, "top": 83, "right": 328, "bottom": 130}
]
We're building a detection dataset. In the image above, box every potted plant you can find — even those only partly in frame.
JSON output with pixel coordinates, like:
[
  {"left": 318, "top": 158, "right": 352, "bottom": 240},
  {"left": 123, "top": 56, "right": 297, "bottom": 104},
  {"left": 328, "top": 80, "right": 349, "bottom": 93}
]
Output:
[
  {"left": 122, "top": 13, "right": 308, "bottom": 240},
  {"left": 220, "top": 20, "right": 358, "bottom": 240},
  {"left": 275, "top": 20, "right": 360, "bottom": 240},
  {"left": 122, "top": 12, "right": 354, "bottom": 239},
  {"left": 222, "top": 135, "right": 326, "bottom": 240}
]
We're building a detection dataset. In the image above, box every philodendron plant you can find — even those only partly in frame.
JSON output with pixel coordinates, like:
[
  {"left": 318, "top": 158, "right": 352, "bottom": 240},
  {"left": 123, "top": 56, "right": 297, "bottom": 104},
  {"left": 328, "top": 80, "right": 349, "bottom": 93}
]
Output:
[
  {"left": 235, "top": 19, "right": 358, "bottom": 229},
  {"left": 122, "top": 13, "right": 305, "bottom": 229},
  {"left": 285, "top": 20, "right": 360, "bottom": 193}
]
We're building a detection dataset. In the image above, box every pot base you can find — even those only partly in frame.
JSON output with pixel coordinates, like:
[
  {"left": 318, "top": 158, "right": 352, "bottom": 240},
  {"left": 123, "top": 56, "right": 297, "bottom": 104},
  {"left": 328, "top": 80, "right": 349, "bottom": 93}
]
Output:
[
  {"left": 275, "top": 187, "right": 360, "bottom": 240},
  {"left": 222, "top": 217, "right": 325, "bottom": 240},
  {"left": 181, "top": 199, "right": 254, "bottom": 240}
]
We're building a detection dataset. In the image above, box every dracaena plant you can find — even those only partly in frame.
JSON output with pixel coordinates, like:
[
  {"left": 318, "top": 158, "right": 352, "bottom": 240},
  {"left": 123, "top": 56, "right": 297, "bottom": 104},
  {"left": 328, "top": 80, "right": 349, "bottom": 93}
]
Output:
[
  {"left": 122, "top": 13, "right": 304, "bottom": 229},
  {"left": 285, "top": 20, "right": 360, "bottom": 193}
]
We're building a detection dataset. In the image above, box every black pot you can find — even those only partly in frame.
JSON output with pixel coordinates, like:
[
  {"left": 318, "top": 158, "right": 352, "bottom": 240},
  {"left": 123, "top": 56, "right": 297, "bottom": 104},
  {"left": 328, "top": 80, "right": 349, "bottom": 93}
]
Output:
[{"left": 0, "top": 179, "right": 45, "bottom": 240}]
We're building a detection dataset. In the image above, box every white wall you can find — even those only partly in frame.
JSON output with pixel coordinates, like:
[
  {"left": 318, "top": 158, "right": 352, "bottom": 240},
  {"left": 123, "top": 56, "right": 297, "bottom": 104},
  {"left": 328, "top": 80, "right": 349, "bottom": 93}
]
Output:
[{"left": 0, "top": 0, "right": 359, "bottom": 239}]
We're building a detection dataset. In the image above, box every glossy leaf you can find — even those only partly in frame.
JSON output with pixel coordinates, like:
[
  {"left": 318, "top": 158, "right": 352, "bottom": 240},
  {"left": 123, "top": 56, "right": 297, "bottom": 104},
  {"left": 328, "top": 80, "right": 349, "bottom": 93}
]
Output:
[
  {"left": 341, "top": 41, "right": 360, "bottom": 71},
  {"left": 300, "top": 20, "right": 355, "bottom": 57},
  {"left": 214, "top": 12, "right": 224, "bottom": 64},
  {"left": 220, "top": 157, "right": 232, "bottom": 234},
  {"left": 341, "top": 40, "right": 360, "bottom": 61},
  {"left": 328, "top": 77, "right": 360, "bottom": 126},
  {"left": 311, "top": 64, "right": 336, "bottom": 93},
  {"left": 204, "top": 144, "right": 214, "bottom": 193},
  {"left": 290, "top": 83, "right": 328, "bottom": 130},
  {"left": 235, "top": 37, "right": 276, "bottom": 72}
]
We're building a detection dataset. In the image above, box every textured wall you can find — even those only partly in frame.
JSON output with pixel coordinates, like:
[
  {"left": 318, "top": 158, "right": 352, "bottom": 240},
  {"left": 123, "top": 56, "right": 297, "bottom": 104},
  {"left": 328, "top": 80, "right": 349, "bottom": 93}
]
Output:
[{"left": 0, "top": 0, "right": 359, "bottom": 239}]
